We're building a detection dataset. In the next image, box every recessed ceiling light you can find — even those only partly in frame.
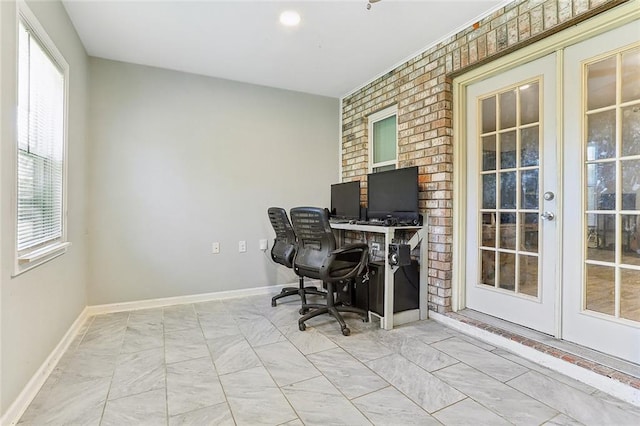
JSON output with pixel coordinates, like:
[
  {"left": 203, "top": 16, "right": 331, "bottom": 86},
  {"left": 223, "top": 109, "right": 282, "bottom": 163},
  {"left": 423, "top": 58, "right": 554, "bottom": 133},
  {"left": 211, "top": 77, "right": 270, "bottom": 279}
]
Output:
[{"left": 279, "top": 10, "right": 301, "bottom": 27}]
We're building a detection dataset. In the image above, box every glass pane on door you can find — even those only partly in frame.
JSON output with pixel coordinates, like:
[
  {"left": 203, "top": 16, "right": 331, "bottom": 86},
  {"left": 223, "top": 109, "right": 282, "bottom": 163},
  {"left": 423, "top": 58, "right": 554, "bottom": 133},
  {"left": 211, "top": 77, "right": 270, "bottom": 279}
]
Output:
[
  {"left": 621, "top": 268, "right": 640, "bottom": 321},
  {"left": 583, "top": 46, "right": 640, "bottom": 322},
  {"left": 478, "top": 80, "right": 541, "bottom": 298},
  {"left": 621, "top": 47, "right": 640, "bottom": 103}
]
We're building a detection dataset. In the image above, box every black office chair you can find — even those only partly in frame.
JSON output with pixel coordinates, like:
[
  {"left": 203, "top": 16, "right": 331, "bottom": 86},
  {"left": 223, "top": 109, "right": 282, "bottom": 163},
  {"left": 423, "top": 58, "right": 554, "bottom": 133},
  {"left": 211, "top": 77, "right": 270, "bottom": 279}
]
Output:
[
  {"left": 268, "top": 207, "right": 325, "bottom": 310},
  {"left": 289, "top": 206, "right": 369, "bottom": 336}
]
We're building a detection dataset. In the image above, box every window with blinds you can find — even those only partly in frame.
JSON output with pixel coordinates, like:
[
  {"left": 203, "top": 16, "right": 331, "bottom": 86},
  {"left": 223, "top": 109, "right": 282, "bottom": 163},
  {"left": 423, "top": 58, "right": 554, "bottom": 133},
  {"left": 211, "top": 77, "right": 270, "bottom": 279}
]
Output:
[
  {"left": 368, "top": 105, "right": 397, "bottom": 173},
  {"left": 16, "top": 15, "right": 68, "bottom": 269}
]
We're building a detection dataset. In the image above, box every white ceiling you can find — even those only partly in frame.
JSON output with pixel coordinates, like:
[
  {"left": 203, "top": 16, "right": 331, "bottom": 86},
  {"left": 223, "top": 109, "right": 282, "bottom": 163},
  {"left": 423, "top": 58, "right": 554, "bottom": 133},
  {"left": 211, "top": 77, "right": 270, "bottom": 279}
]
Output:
[{"left": 62, "top": 0, "right": 507, "bottom": 98}]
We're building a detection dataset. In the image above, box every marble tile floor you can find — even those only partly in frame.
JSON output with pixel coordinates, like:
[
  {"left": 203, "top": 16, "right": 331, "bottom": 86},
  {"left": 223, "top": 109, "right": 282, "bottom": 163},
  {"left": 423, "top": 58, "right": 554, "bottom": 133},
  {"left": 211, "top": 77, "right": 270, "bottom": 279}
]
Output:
[{"left": 18, "top": 292, "right": 640, "bottom": 426}]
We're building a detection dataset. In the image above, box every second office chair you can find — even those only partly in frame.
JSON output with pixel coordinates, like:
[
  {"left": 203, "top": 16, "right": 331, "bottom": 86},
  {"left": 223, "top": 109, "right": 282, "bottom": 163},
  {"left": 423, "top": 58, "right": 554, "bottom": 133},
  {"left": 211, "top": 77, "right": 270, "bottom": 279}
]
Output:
[{"left": 268, "top": 207, "right": 325, "bottom": 311}]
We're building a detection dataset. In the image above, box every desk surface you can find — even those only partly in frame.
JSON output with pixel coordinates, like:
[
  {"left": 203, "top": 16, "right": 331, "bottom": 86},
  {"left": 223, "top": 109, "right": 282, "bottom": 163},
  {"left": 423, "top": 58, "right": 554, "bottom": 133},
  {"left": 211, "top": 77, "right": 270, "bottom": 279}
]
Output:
[{"left": 330, "top": 222, "right": 422, "bottom": 233}]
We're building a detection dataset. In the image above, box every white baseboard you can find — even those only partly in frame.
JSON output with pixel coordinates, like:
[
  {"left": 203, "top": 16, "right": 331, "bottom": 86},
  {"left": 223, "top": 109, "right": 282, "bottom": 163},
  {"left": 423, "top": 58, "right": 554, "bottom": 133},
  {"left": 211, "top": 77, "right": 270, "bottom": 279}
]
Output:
[
  {"left": 1, "top": 307, "right": 91, "bottom": 426},
  {"left": 429, "top": 311, "right": 640, "bottom": 407},
  {"left": 3, "top": 280, "right": 309, "bottom": 426},
  {"left": 85, "top": 282, "right": 310, "bottom": 316}
]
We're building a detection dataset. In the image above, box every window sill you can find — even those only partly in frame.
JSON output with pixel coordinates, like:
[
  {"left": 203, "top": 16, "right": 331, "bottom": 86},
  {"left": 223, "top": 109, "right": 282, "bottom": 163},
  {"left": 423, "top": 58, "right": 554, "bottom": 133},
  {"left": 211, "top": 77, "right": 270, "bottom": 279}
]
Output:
[{"left": 14, "top": 242, "right": 71, "bottom": 276}]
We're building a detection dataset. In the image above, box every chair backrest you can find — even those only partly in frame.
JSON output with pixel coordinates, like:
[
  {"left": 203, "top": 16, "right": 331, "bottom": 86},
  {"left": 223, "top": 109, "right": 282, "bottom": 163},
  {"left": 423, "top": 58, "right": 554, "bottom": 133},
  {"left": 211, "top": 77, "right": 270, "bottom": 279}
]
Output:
[
  {"left": 267, "top": 207, "right": 297, "bottom": 268},
  {"left": 289, "top": 207, "right": 336, "bottom": 280}
]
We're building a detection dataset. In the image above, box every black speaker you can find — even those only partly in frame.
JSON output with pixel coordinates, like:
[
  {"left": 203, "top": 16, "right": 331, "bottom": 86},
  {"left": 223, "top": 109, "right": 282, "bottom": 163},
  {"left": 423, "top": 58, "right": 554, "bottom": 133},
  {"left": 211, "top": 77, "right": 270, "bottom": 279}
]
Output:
[{"left": 388, "top": 243, "right": 411, "bottom": 266}]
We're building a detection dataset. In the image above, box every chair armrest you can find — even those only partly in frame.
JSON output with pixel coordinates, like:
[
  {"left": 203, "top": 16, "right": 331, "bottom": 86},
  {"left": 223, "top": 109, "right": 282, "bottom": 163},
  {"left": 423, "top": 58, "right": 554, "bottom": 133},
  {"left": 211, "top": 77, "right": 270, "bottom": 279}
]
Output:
[
  {"left": 331, "top": 243, "right": 368, "bottom": 256},
  {"left": 320, "top": 243, "right": 369, "bottom": 282}
]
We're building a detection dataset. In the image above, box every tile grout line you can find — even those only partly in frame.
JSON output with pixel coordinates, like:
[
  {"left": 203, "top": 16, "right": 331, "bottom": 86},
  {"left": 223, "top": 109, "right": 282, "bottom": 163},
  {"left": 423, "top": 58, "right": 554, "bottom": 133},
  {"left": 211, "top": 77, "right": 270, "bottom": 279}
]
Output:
[
  {"left": 97, "top": 311, "right": 130, "bottom": 426},
  {"left": 266, "top": 309, "right": 320, "bottom": 424},
  {"left": 195, "top": 302, "right": 239, "bottom": 425}
]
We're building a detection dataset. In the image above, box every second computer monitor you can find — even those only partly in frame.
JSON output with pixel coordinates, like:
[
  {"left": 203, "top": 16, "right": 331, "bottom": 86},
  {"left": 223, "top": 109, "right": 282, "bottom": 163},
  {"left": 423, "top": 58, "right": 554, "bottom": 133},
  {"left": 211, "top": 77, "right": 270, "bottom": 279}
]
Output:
[{"left": 330, "top": 181, "right": 361, "bottom": 220}]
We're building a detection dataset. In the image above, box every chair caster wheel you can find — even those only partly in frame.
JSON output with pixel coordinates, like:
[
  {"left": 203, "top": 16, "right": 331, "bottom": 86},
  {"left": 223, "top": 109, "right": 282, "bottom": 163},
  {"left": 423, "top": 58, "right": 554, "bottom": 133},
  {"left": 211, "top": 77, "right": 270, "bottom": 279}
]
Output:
[
  {"left": 271, "top": 300, "right": 277, "bottom": 307},
  {"left": 299, "top": 323, "right": 306, "bottom": 331},
  {"left": 299, "top": 308, "right": 308, "bottom": 315},
  {"left": 341, "top": 327, "right": 351, "bottom": 336},
  {"left": 362, "top": 316, "right": 369, "bottom": 323}
]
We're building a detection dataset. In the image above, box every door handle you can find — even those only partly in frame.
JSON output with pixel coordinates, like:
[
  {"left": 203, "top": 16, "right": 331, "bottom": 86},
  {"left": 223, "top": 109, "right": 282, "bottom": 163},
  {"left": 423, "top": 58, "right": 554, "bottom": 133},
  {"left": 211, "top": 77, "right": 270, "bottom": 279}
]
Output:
[{"left": 540, "top": 211, "right": 555, "bottom": 221}]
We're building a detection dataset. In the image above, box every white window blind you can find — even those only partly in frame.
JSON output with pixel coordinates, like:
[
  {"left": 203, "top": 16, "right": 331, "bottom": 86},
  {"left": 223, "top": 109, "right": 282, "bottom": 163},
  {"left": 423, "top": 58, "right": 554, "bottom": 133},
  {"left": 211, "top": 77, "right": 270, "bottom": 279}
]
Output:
[{"left": 17, "top": 20, "right": 65, "bottom": 253}]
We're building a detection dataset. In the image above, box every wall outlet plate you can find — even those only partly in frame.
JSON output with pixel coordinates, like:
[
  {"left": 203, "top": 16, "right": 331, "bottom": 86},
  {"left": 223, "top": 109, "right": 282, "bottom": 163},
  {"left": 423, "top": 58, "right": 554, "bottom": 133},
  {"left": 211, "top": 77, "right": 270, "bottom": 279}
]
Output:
[
  {"left": 239, "top": 240, "right": 247, "bottom": 253},
  {"left": 212, "top": 242, "right": 220, "bottom": 254},
  {"left": 371, "top": 242, "right": 380, "bottom": 251}
]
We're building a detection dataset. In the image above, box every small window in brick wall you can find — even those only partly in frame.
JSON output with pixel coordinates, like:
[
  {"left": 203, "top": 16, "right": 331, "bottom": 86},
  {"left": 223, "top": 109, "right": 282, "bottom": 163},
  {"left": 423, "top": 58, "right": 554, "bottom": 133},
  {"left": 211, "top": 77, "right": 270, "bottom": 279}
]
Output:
[{"left": 368, "top": 105, "right": 397, "bottom": 172}]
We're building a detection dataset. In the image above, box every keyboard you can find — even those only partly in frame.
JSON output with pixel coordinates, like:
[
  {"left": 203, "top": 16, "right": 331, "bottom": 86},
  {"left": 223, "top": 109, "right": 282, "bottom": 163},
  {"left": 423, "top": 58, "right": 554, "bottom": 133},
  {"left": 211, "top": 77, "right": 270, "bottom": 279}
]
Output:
[
  {"left": 355, "top": 220, "right": 385, "bottom": 226},
  {"left": 329, "top": 219, "right": 351, "bottom": 224}
]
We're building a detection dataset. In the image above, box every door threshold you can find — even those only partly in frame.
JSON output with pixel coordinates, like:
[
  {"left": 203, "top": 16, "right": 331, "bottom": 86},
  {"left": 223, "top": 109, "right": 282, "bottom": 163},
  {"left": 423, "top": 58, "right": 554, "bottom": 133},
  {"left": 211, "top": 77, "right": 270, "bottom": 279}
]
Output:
[
  {"left": 457, "top": 309, "right": 640, "bottom": 378},
  {"left": 430, "top": 309, "right": 640, "bottom": 406}
]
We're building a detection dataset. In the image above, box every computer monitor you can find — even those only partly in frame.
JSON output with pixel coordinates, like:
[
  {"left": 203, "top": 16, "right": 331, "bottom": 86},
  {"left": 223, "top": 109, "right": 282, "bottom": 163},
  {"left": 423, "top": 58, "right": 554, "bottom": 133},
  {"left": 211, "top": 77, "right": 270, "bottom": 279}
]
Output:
[
  {"left": 330, "top": 181, "right": 361, "bottom": 220},
  {"left": 367, "top": 166, "right": 419, "bottom": 223}
]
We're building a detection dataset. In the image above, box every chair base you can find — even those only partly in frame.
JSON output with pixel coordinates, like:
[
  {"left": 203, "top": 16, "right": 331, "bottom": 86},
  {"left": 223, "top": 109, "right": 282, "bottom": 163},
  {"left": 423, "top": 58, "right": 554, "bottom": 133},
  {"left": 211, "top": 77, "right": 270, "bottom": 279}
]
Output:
[
  {"left": 298, "top": 281, "right": 368, "bottom": 336},
  {"left": 271, "top": 279, "right": 326, "bottom": 308}
]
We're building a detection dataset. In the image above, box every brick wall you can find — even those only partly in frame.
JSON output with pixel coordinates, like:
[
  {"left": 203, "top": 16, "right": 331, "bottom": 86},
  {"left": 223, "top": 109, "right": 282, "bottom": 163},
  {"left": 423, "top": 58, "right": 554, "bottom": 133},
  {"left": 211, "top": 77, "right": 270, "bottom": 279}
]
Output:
[{"left": 340, "top": 0, "right": 628, "bottom": 314}]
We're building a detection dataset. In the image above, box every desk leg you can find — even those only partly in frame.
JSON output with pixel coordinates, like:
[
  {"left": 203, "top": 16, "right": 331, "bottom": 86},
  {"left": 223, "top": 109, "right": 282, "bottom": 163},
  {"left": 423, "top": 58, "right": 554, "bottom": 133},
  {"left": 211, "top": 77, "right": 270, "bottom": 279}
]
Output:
[
  {"left": 382, "top": 228, "right": 394, "bottom": 330},
  {"left": 419, "top": 229, "right": 428, "bottom": 320}
]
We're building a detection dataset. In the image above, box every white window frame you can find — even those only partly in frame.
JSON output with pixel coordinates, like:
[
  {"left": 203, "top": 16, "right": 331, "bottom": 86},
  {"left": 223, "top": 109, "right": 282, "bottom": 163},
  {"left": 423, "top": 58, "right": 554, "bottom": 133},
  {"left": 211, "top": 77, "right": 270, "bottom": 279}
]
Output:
[
  {"left": 368, "top": 105, "right": 398, "bottom": 173},
  {"left": 14, "top": 2, "right": 70, "bottom": 276}
]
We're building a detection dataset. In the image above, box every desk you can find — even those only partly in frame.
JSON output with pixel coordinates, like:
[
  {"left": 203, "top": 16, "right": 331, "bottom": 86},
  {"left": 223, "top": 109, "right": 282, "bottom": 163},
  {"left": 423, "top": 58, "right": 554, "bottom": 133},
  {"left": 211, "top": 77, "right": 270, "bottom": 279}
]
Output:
[{"left": 330, "top": 222, "right": 428, "bottom": 330}]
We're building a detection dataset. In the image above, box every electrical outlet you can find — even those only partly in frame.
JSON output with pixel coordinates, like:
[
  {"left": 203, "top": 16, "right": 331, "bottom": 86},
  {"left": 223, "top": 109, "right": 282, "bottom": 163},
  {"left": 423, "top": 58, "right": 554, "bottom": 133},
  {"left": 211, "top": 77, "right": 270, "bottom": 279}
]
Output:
[
  {"left": 371, "top": 242, "right": 380, "bottom": 251},
  {"left": 212, "top": 242, "right": 220, "bottom": 254},
  {"left": 239, "top": 240, "right": 247, "bottom": 253}
]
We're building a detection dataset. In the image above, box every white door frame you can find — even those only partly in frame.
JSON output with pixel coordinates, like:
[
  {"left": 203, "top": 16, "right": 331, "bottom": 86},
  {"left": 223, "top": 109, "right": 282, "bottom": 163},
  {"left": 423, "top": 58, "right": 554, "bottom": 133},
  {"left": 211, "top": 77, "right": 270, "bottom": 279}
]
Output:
[{"left": 452, "top": 1, "right": 640, "bottom": 338}]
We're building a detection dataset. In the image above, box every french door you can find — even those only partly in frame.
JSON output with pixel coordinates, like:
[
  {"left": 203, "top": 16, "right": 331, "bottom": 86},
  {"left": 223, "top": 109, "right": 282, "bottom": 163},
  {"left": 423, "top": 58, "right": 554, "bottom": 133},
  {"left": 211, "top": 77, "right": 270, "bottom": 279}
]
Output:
[
  {"left": 465, "top": 54, "right": 558, "bottom": 335},
  {"left": 464, "top": 20, "right": 640, "bottom": 363},
  {"left": 563, "top": 21, "right": 640, "bottom": 363}
]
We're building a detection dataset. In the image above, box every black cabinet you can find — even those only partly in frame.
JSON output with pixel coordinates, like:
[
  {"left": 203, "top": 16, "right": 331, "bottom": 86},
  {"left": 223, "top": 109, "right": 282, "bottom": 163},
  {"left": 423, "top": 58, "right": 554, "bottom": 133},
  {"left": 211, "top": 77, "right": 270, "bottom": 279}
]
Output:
[{"left": 354, "top": 260, "right": 419, "bottom": 315}]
